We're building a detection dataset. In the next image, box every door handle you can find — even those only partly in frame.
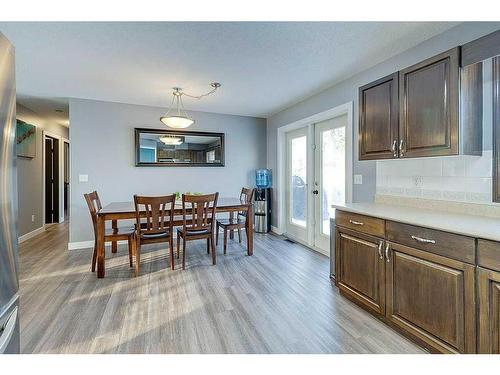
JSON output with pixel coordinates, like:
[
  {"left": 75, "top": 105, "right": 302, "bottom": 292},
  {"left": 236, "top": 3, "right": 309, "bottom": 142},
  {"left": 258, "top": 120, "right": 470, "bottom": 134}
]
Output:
[
  {"left": 312, "top": 190, "right": 319, "bottom": 195},
  {"left": 385, "top": 243, "right": 391, "bottom": 263},
  {"left": 0, "top": 307, "right": 17, "bottom": 353},
  {"left": 391, "top": 140, "right": 398, "bottom": 157},
  {"left": 378, "top": 241, "right": 384, "bottom": 260},
  {"left": 399, "top": 139, "right": 405, "bottom": 157}
]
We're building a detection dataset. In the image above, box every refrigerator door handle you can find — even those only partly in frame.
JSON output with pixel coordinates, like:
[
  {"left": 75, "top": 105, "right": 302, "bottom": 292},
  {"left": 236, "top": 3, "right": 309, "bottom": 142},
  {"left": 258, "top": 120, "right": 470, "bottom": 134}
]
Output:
[{"left": 0, "top": 306, "right": 17, "bottom": 353}]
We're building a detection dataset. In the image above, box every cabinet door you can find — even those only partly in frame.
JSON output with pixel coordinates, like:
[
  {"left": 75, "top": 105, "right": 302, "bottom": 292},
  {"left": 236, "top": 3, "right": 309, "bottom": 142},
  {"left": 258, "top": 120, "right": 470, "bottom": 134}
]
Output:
[
  {"left": 335, "top": 227, "right": 385, "bottom": 315},
  {"left": 358, "top": 73, "right": 399, "bottom": 160},
  {"left": 385, "top": 242, "right": 476, "bottom": 353},
  {"left": 477, "top": 267, "right": 500, "bottom": 353},
  {"left": 399, "top": 48, "right": 459, "bottom": 158}
]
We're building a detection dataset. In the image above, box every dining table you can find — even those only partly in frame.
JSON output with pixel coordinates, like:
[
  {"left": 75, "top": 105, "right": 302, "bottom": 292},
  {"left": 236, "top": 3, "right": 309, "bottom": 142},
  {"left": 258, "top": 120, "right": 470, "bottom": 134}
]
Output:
[{"left": 95, "top": 197, "right": 254, "bottom": 278}]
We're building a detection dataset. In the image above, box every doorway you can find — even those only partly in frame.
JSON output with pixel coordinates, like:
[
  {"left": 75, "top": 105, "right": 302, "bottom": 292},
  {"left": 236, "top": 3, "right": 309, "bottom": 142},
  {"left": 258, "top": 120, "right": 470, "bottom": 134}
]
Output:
[
  {"left": 279, "top": 102, "right": 353, "bottom": 255},
  {"left": 44, "top": 135, "right": 60, "bottom": 224}
]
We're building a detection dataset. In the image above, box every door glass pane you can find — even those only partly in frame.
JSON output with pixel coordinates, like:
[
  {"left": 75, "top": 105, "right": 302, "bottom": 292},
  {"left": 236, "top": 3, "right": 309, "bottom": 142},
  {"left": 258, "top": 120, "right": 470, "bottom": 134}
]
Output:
[
  {"left": 321, "top": 126, "right": 345, "bottom": 235},
  {"left": 290, "top": 136, "right": 307, "bottom": 227}
]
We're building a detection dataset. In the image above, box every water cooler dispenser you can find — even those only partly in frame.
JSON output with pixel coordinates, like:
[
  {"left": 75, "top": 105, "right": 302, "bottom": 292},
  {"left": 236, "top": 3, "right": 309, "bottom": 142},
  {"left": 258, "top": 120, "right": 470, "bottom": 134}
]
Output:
[{"left": 254, "top": 169, "right": 272, "bottom": 233}]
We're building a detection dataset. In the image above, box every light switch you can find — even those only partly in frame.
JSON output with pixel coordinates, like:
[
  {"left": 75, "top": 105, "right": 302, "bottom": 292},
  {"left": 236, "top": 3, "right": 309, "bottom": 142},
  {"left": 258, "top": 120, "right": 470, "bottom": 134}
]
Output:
[
  {"left": 354, "top": 174, "right": 363, "bottom": 185},
  {"left": 79, "top": 174, "right": 88, "bottom": 182}
]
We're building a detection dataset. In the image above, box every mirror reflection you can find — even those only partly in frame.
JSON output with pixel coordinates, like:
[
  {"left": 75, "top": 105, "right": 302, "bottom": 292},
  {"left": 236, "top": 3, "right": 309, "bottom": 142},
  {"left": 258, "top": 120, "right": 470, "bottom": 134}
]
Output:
[{"left": 135, "top": 129, "right": 224, "bottom": 166}]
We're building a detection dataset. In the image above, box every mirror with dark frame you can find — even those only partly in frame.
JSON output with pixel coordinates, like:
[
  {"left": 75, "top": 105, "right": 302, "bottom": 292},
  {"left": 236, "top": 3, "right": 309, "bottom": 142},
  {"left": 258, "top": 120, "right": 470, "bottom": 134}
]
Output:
[{"left": 135, "top": 128, "right": 225, "bottom": 167}]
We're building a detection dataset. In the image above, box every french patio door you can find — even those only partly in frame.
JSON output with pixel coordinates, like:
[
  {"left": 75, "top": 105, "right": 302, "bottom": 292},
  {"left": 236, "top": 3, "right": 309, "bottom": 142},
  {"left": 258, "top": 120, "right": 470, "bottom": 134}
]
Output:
[
  {"left": 285, "top": 115, "right": 347, "bottom": 253},
  {"left": 285, "top": 127, "right": 310, "bottom": 243}
]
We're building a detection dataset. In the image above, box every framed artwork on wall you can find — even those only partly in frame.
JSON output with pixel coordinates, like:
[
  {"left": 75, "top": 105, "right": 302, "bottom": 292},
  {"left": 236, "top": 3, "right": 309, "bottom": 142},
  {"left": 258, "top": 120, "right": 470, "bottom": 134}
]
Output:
[{"left": 16, "top": 119, "right": 36, "bottom": 158}]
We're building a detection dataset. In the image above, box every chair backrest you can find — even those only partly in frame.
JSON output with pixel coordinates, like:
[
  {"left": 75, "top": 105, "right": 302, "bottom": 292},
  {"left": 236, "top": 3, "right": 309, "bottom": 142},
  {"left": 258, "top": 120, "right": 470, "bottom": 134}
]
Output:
[
  {"left": 182, "top": 192, "right": 219, "bottom": 232},
  {"left": 134, "top": 194, "right": 176, "bottom": 235},
  {"left": 239, "top": 187, "right": 255, "bottom": 218},
  {"left": 84, "top": 191, "right": 102, "bottom": 238}
]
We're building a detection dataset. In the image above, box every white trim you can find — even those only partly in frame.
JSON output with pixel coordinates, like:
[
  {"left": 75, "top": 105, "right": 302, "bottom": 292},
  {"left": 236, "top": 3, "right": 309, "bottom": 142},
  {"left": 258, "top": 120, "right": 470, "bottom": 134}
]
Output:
[
  {"left": 271, "top": 225, "right": 283, "bottom": 235},
  {"left": 18, "top": 226, "right": 45, "bottom": 244},
  {"left": 276, "top": 102, "right": 354, "bottom": 235},
  {"left": 68, "top": 239, "right": 129, "bottom": 251}
]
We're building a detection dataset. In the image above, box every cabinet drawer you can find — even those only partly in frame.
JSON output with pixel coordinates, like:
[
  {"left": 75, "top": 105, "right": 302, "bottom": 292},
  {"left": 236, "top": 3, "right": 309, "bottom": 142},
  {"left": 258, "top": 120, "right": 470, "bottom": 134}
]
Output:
[
  {"left": 335, "top": 210, "right": 385, "bottom": 237},
  {"left": 386, "top": 221, "right": 475, "bottom": 264},
  {"left": 478, "top": 239, "right": 500, "bottom": 272}
]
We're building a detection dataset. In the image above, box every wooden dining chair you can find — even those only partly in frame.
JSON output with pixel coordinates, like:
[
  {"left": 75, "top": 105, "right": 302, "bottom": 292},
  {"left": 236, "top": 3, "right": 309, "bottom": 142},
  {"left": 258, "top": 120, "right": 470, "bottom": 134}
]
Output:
[
  {"left": 134, "top": 194, "right": 176, "bottom": 271},
  {"left": 84, "top": 191, "right": 137, "bottom": 273},
  {"left": 177, "top": 192, "right": 219, "bottom": 270},
  {"left": 216, "top": 187, "right": 255, "bottom": 254}
]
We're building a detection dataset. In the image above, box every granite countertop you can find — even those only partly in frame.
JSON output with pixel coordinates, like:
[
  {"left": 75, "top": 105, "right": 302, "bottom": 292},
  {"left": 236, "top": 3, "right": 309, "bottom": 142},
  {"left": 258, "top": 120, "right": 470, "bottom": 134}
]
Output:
[{"left": 332, "top": 202, "right": 500, "bottom": 242}]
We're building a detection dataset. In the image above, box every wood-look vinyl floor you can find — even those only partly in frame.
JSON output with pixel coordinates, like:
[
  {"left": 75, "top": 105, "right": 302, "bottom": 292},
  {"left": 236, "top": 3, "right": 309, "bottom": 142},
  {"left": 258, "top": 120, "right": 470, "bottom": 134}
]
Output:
[{"left": 18, "top": 222, "right": 424, "bottom": 354}]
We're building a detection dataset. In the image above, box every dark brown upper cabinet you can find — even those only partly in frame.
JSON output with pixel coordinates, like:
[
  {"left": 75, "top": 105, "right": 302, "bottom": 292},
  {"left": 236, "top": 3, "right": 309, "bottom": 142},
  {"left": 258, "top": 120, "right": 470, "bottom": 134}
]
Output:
[
  {"left": 461, "top": 29, "right": 500, "bottom": 202},
  {"left": 358, "top": 73, "right": 399, "bottom": 160},
  {"left": 359, "top": 45, "right": 485, "bottom": 161},
  {"left": 399, "top": 48, "right": 460, "bottom": 158}
]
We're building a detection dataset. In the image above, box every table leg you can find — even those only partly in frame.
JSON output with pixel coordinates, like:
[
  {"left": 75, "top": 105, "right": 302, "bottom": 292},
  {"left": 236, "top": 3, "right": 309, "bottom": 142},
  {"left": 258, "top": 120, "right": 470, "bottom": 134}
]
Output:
[
  {"left": 246, "top": 205, "right": 253, "bottom": 256},
  {"left": 229, "top": 212, "right": 234, "bottom": 240},
  {"left": 111, "top": 219, "right": 118, "bottom": 253},
  {"left": 97, "top": 215, "right": 106, "bottom": 278}
]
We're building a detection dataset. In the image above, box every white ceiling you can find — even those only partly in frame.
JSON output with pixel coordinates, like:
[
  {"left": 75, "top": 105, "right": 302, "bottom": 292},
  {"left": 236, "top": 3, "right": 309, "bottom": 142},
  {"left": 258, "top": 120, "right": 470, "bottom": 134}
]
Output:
[{"left": 0, "top": 22, "right": 459, "bottom": 123}]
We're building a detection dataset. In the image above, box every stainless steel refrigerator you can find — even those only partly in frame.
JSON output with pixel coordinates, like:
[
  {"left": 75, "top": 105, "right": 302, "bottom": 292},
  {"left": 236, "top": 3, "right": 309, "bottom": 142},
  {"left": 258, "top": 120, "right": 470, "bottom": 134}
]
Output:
[{"left": 0, "top": 32, "right": 19, "bottom": 354}]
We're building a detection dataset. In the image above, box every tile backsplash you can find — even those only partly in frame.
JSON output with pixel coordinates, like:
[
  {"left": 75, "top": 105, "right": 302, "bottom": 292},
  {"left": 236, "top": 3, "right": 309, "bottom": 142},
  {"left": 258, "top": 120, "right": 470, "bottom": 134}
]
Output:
[{"left": 376, "top": 151, "right": 496, "bottom": 205}]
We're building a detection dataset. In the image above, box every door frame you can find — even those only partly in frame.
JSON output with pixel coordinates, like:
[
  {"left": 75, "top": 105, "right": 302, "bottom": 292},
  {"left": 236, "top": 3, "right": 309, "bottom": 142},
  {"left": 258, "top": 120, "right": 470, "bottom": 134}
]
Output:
[
  {"left": 276, "top": 102, "right": 353, "bottom": 253},
  {"left": 42, "top": 131, "right": 68, "bottom": 225},
  {"left": 62, "top": 138, "right": 70, "bottom": 221}
]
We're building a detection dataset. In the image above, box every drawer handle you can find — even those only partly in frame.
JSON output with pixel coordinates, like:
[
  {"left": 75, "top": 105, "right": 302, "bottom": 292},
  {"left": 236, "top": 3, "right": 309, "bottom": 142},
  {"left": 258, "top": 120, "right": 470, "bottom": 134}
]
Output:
[
  {"left": 411, "top": 235, "right": 436, "bottom": 244},
  {"left": 349, "top": 220, "right": 364, "bottom": 226}
]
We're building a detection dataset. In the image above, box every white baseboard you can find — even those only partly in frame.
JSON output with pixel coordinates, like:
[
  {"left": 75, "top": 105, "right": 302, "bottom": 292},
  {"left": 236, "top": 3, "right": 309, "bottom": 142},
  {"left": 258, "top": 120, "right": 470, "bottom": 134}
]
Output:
[
  {"left": 271, "top": 225, "right": 283, "bottom": 235},
  {"left": 69, "top": 229, "right": 233, "bottom": 251},
  {"left": 68, "top": 240, "right": 129, "bottom": 250},
  {"left": 18, "top": 226, "right": 45, "bottom": 244}
]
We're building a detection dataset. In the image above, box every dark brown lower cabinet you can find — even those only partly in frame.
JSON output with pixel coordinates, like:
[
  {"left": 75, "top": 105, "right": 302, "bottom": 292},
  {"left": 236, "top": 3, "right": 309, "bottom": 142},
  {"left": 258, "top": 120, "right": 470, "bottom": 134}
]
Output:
[
  {"left": 477, "top": 267, "right": 500, "bottom": 353},
  {"left": 335, "top": 227, "right": 385, "bottom": 315},
  {"left": 385, "top": 242, "right": 476, "bottom": 353}
]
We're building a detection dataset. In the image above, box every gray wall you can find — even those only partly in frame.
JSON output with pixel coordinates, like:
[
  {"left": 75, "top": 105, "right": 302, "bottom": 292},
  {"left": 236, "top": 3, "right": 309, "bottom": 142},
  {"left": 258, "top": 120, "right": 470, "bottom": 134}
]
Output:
[
  {"left": 266, "top": 22, "right": 500, "bottom": 226},
  {"left": 69, "top": 98, "right": 266, "bottom": 244},
  {"left": 16, "top": 103, "right": 69, "bottom": 236}
]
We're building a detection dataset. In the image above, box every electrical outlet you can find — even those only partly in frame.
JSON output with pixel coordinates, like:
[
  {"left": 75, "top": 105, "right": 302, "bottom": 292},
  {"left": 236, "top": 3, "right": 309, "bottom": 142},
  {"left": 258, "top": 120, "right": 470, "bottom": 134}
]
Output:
[
  {"left": 412, "top": 176, "right": 423, "bottom": 188},
  {"left": 354, "top": 174, "right": 363, "bottom": 185},
  {"left": 31, "top": 214, "right": 35, "bottom": 222},
  {"left": 79, "top": 174, "right": 88, "bottom": 182}
]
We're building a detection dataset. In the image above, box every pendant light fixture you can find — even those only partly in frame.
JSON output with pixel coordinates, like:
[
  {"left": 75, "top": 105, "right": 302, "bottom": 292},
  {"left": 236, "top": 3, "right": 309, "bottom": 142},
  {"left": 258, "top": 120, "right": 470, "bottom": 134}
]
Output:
[
  {"left": 160, "top": 82, "right": 221, "bottom": 129},
  {"left": 159, "top": 135, "right": 184, "bottom": 146}
]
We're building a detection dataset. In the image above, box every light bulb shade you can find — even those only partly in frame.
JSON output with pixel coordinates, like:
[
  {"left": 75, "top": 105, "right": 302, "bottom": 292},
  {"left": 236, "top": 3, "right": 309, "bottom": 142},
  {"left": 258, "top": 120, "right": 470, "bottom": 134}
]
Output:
[{"left": 160, "top": 115, "right": 194, "bottom": 129}]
